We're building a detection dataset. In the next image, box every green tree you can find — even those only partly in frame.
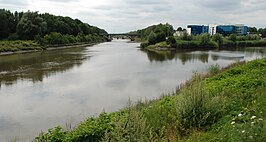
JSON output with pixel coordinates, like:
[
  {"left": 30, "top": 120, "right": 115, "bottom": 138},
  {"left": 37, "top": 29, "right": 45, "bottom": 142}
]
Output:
[
  {"left": 148, "top": 31, "right": 157, "bottom": 45},
  {"left": 166, "top": 36, "right": 177, "bottom": 47},
  {"left": 228, "top": 34, "right": 237, "bottom": 42},
  {"left": 248, "top": 27, "right": 258, "bottom": 34},
  {"left": 200, "top": 34, "right": 210, "bottom": 45},
  {"left": 258, "top": 28, "right": 266, "bottom": 37},
  {"left": 0, "top": 9, "right": 17, "bottom": 39},
  {"left": 212, "top": 34, "right": 224, "bottom": 47},
  {"left": 16, "top": 11, "right": 47, "bottom": 40}
]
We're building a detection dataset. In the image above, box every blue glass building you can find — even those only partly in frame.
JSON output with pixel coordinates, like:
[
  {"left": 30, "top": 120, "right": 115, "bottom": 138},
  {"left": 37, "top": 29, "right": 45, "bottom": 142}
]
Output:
[
  {"left": 187, "top": 24, "right": 248, "bottom": 36},
  {"left": 235, "top": 25, "right": 248, "bottom": 35},
  {"left": 187, "top": 25, "right": 209, "bottom": 35},
  {"left": 216, "top": 25, "right": 236, "bottom": 35}
]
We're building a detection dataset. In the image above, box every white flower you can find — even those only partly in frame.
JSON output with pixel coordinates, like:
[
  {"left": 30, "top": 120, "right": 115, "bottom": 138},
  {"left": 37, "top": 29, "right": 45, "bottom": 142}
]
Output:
[
  {"left": 251, "top": 116, "right": 256, "bottom": 119},
  {"left": 258, "top": 118, "right": 263, "bottom": 121},
  {"left": 242, "top": 130, "right": 245, "bottom": 133},
  {"left": 238, "top": 113, "right": 243, "bottom": 117},
  {"left": 231, "top": 121, "right": 235, "bottom": 125}
]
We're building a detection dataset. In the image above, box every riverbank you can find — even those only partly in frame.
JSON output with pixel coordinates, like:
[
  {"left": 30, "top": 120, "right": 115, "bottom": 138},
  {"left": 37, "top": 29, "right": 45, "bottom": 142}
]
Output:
[
  {"left": 143, "top": 39, "right": 266, "bottom": 52},
  {"left": 0, "top": 40, "right": 102, "bottom": 56},
  {"left": 35, "top": 57, "right": 266, "bottom": 141}
]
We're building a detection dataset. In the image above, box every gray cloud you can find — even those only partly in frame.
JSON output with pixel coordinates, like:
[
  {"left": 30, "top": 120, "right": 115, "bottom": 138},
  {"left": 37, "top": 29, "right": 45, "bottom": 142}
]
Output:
[
  {"left": 196, "top": 0, "right": 242, "bottom": 11},
  {"left": 0, "top": 0, "right": 265, "bottom": 33}
]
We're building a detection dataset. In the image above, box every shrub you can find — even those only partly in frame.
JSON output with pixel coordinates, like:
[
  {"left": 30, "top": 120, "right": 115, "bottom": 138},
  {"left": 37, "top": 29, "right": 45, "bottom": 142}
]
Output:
[
  {"left": 166, "top": 36, "right": 177, "bottom": 48},
  {"left": 212, "top": 34, "right": 224, "bottom": 47}
]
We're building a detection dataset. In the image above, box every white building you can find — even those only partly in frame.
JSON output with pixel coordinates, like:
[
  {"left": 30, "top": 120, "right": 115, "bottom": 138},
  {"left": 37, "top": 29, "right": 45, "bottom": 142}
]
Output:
[
  {"left": 208, "top": 24, "right": 217, "bottom": 35},
  {"left": 186, "top": 28, "right": 192, "bottom": 35}
]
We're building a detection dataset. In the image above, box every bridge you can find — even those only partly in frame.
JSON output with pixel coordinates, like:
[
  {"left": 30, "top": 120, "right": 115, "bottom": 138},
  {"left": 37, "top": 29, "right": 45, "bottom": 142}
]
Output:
[{"left": 107, "top": 33, "right": 139, "bottom": 41}]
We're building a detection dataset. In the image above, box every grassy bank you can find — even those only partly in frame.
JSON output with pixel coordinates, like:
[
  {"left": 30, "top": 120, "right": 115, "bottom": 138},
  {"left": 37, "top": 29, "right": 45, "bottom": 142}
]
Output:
[
  {"left": 0, "top": 40, "right": 42, "bottom": 52},
  {"left": 0, "top": 39, "right": 105, "bottom": 55},
  {"left": 35, "top": 58, "right": 266, "bottom": 142},
  {"left": 139, "top": 33, "right": 266, "bottom": 52}
]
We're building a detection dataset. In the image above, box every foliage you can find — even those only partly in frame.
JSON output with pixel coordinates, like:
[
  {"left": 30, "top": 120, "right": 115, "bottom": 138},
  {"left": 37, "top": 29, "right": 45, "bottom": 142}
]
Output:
[
  {"left": 228, "top": 34, "right": 237, "bottom": 42},
  {"left": 212, "top": 34, "right": 224, "bottom": 47},
  {"left": 208, "top": 64, "right": 220, "bottom": 75},
  {"left": 0, "top": 40, "right": 41, "bottom": 52},
  {"left": 0, "top": 9, "right": 107, "bottom": 41},
  {"left": 200, "top": 34, "right": 211, "bottom": 45},
  {"left": 36, "top": 32, "right": 106, "bottom": 46},
  {"left": 16, "top": 11, "right": 47, "bottom": 40},
  {"left": 130, "top": 23, "right": 174, "bottom": 42},
  {"left": 166, "top": 36, "right": 177, "bottom": 47}
]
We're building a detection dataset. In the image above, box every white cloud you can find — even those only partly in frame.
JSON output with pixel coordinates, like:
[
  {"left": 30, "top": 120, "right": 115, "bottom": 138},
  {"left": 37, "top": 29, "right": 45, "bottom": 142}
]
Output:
[{"left": 0, "top": 0, "right": 265, "bottom": 33}]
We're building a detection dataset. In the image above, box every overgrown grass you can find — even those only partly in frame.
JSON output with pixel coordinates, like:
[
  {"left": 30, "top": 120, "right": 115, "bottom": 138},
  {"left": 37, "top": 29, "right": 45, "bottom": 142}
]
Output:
[
  {"left": 35, "top": 58, "right": 266, "bottom": 142},
  {"left": 0, "top": 40, "right": 42, "bottom": 52}
]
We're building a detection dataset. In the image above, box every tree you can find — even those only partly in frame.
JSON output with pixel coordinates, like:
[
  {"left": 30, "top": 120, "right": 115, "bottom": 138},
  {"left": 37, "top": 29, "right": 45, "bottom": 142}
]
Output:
[
  {"left": 212, "top": 34, "right": 223, "bottom": 47},
  {"left": 148, "top": 31, "right": 157, "bottom": 45},
  {"left": 166, "top": 36, "right": 176, "bottom": 47},
  {"left": 228, "top": 34, "right": 237, "bottom": 42},
  {"left": 0, "top": 9, "right": 17, "bottom": 39},
  {"left": 16, "top": 11, "right": 47, "bottom": 40},
  {"left": 258, "top": 28, "right": 266, "bottom": 37},
  {"left": 177, "top": 27, "right": 183, "bottom": 31},
  {"left": 200, "top": 34, "right": 210, "bottom": 45},
  {"left": 248, "top": 27, "right": 258, "bottom": 34}
]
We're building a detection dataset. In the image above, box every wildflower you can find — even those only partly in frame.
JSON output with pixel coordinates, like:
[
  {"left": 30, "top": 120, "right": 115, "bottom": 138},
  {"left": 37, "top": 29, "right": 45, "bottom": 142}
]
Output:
[
  {"left": 251, "top": 122, "right": 255, "bottom": 126},
  {"left": 238, "top": 113, "right": 243, "bottom": 117},
  {"left": 258, "top": 118, "right": 263, "bottom": 121},
  {"left": 242, "top": 130, "right": 245, "bottom": 133},
  {"left": 251, "top": 116, "right": 256, "bottom": 119},
  {"left": 231, "top": 121, "right": 235, "bottom": 125}
]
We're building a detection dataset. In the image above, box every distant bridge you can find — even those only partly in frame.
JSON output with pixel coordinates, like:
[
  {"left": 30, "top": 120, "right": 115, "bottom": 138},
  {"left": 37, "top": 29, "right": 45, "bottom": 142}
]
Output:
[{"left": 107, "top": 33, "right": 140, "bottom": 41}]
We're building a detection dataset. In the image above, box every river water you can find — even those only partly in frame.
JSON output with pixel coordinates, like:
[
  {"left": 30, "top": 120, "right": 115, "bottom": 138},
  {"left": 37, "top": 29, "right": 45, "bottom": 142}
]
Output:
[{"left": 0, "top": 40, "right": 265, "bottom": 141}]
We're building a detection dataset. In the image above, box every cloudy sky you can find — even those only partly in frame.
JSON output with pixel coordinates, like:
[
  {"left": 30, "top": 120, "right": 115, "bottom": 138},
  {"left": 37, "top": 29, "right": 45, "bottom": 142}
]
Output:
[{"left": 0, "top": 0, "right": 266, "bottom": 33}]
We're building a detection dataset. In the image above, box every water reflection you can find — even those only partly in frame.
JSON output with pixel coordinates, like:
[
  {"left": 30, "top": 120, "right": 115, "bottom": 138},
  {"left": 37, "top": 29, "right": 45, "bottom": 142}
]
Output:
[
  {"left": 144, "top": 47, "right": 265, "bottom": 64},
  {"left": 0, "top": 47, "right": 89, "bottom": 87}
]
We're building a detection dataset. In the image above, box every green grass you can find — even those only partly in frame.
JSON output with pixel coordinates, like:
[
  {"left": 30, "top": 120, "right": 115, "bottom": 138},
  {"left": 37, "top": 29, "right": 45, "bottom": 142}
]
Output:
[
  {"left": 35, "top": 58, "right": 266, "bottom": 142},
  {"left": 0, "top": 40, "right": 42, "bottom": 52}
]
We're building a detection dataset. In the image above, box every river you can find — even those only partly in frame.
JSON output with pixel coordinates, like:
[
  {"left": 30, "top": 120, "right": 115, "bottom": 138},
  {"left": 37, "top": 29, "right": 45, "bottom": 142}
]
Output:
[{"left": 0, "top": 40, "right": 265, "bottom": 141}]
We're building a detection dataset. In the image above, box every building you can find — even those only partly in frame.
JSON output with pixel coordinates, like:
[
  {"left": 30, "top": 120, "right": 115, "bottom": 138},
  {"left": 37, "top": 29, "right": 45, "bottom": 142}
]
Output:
[
  {"left": 216, "top": 25, "right": 236, "bottom": 35},
  {"left": 208, "top": 24, "right": 217, "bottom": 35},
  {"left": 235, "top": 24, "right": 248, "bottom": 35},
  {"left": 186, "top": 24, "right": 248, "bottom": 36},
  {"left": 187, "top": 25, "right": 209, "bottom": 35}
]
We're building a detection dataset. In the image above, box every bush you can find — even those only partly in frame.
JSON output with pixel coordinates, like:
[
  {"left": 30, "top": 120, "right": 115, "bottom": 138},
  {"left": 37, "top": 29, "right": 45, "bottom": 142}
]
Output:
[
  {"left": 148, "top": 31, "right": 166, "bottom": 45},
  {"left": 166, "top": 36, "right": 176, "bottom": 48},
  {"left": 212, "top": 34, "right": 224, "bottom": 47},
  {"left": 200, "top": 34, "right": 210, "bottom": 45},
  {"left": 228, "top": 34, "right": 237, "bottom": 42},
  {"left": 140, "top": 41, "right": 149, "bottom": 48}
]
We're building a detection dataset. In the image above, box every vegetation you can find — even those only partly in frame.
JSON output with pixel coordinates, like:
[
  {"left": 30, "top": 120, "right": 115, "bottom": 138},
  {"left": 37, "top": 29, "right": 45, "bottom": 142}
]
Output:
[
  {"left": 0, "top": 40, "right": 41, "bottom": 52},
  {"left": 142, "top": 32, "right": 266, "bottom": 51},
  {"left": 248, "top": 26, "right": 266, "bottom": 37},
  {"left": 35, "top": 57, "right": 266, "bottom": 142},
  {"left": 0, "top": 9, "right": 108, "bottom": 53}
]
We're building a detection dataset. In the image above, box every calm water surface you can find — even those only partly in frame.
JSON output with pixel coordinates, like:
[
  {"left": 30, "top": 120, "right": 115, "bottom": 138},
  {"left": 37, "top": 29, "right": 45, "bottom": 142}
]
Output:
[{"left": 0, "top": 40, "right": 265, "bottom": 141}]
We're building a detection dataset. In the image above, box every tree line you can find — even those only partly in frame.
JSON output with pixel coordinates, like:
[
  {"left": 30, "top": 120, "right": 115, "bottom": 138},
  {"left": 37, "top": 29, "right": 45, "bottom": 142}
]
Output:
[{"left": 0, "top": 9, "right": 107, "bottom": 41}]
